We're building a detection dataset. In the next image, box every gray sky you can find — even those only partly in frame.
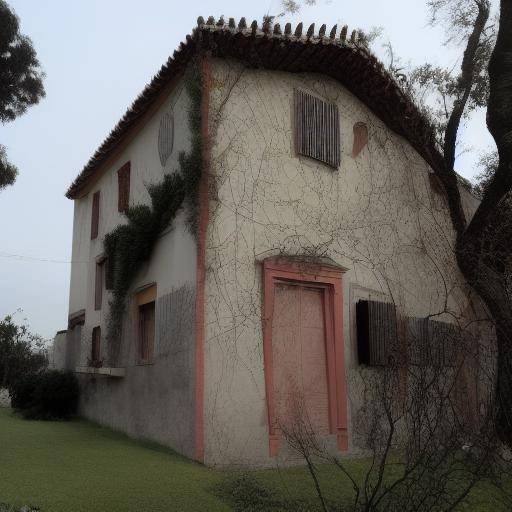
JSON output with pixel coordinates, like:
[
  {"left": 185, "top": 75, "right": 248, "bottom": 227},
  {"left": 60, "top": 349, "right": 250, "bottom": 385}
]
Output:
[{"left": 0, "top": 0, "right": 496, "bottom": 339}]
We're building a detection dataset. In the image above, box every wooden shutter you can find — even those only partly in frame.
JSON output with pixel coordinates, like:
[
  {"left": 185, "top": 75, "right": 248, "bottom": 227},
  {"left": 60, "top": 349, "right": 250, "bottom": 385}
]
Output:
[
  {"left": 295, "top": 89, "right": 340, "bottom": 168},
  {"left": 407, "top": 318, "right": 460, "bottom": 367},
  {"left": 138, "top": 301, "right": 155, "bottom": 363},
  {"left": 94, "top": 260, "right": 103, "bottom": 310},
  {"left": 91, "top": 326, "right": 101, "bottom": 363},
  {"left": 356, "top": 300, "right": 398, "bottom": 366},
  {"left": 91, "top": 190, "right": 100, "bottom": 240},
  {"left": 117, "top": 162, "right": 130, "bottom": 213},
  {"left": 104, "top": 257, "right": 114, "bottom": 291}
]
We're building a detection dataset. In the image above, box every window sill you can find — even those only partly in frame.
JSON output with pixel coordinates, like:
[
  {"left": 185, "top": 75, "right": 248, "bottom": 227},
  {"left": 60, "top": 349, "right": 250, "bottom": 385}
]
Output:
[{"left": 75, "top": 366, "right": 125, "bottom": 378}]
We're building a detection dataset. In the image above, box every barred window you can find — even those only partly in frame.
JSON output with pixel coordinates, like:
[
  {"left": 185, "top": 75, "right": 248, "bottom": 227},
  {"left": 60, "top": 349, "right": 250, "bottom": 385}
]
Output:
[{"left": 294, "top": 89, "right": 340, "bottom": 169}]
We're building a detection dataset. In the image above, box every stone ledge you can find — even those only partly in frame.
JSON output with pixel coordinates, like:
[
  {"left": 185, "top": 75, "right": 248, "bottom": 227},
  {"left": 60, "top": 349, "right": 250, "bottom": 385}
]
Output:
[{"left": 75, "top": 366, "right": 125, "bottom": 378}]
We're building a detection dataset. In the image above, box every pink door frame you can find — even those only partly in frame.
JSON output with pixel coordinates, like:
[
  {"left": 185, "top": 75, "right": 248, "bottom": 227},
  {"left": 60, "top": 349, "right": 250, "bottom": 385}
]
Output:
[{"left": 262, "top": 257, "right": 348, "bottom": 456}]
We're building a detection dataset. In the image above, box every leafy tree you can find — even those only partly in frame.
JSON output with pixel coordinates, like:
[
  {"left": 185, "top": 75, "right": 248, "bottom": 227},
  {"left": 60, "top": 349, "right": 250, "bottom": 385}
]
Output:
[
  {"left": 0, "top": 0, "right": 45, "bottom": 191},
  {"left": 0, "top": 315, "right": 47, "bottom": 389}
]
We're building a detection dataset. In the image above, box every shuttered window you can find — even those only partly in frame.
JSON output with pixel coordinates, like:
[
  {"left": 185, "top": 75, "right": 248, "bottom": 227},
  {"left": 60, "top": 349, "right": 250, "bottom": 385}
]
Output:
[
  {"left": 117, "top": 162, "right": 130, "bottom": 213},
  {"left": 94, "top": 260, "right": 104, "bottom": 310},
  {"left": 91, "top": 190, "right": 100, "bottom": 240},
  {"left": 408, "top": 318, "right": 461, "bottom": 367},
  {"left": 104, "top": 257, "right": 114, "bottom": 291},
  {"left": 294, "top": 89, "right": 340, "bottom": 169},
  {"left": 356, "top": 300, "right": 398, "bottom": 366},
  {"left": 91, "top": 326, "right": 101, "bottom": 364},
  {"left": 137, "top": 284, "right": 156, "bottom": 364}
]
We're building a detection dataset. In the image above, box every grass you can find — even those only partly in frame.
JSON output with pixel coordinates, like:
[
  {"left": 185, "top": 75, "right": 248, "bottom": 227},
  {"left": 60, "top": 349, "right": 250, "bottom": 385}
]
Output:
[
  {"left": 0, "top": 408, "right": 228, "bottom": 512},
  {"left": 0, "top": 407, "right": 507, "bottom": 511}
]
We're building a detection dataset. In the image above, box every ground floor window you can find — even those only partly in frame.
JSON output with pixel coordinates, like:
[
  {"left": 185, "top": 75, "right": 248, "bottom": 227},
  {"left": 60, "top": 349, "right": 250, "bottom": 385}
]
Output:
[{"left": 136, "top": 284, "right": 156, "bottom": 364}]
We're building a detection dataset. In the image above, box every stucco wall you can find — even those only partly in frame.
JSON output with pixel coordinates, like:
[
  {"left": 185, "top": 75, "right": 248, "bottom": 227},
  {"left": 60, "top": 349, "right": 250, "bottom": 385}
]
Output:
[
  {"left": 66, "top": 73, "right": 198, "bottom": 458},
  {"left": 202, "top": 58, "right": 489, "bottom": 467}
]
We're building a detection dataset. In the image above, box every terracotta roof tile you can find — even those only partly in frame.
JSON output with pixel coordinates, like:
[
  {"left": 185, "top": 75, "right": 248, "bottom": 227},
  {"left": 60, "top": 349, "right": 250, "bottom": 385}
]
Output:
[{"left": 66, "top": 17, "right": 442, "bottom": 199}]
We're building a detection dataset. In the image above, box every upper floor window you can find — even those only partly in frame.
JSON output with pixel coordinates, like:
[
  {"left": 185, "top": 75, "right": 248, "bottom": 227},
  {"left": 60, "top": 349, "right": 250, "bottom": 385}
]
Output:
[
  {"left": 95, "top": 258, "right": 105, "bottom": 311},
  {"left": 294, "top": 89, "right": 340, "bottom": 169},
  {"left": 91, "top": 190, "right": 100, "bottom": 240},
  {"left": 117, "top": 162, "right": 130, "bottom": 213}
]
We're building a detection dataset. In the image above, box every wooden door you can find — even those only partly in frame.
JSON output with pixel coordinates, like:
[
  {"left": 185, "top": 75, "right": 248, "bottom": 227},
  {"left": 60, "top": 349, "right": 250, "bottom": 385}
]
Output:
[{"left": 272, "top": 282, "right": 330, "bottom": 436}]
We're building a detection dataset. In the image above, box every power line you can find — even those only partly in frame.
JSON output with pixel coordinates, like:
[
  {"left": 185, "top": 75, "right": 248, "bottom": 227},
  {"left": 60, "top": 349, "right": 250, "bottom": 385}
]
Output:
[{"left": 0, "top": 251, "right": 87, "bottom": 264}]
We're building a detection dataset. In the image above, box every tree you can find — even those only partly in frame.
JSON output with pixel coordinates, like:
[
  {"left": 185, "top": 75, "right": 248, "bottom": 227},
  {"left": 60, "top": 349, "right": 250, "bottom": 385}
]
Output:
[
  {"left": 0, "top": 315, "right": 47, "bottom": 389},
  {"left": 0, "top": 0, "right": 45, "bottom": 191}
]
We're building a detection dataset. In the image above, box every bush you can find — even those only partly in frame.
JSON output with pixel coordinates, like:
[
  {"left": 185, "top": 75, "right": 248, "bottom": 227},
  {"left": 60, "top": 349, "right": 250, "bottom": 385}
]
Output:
[
  {"left": 9, "top": 370, "right": 79, "bottom": 420},
  {"left": 9, "top": 373, "right": 40, "bottom": 410}
]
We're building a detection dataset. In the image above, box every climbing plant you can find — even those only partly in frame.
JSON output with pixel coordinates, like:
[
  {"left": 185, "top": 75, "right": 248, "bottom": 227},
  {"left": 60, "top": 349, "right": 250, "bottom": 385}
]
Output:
[{"left": 103, "top": 64, "right": 203, "bottom": 358}]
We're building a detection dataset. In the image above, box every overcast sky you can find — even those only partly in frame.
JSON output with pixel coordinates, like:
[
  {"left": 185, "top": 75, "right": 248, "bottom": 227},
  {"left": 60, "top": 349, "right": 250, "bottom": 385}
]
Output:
[{"left": 0, "top": 0, "right": 496, "bottom": 340}]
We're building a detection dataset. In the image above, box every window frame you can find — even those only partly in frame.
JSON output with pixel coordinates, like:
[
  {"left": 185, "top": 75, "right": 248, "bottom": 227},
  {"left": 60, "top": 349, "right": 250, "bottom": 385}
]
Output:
[
  {"left": 91, "top": 326, "right": 101, "bottom": 365},
  {"left": 136, "top": 284, "right": 157, "bottom": 365}
]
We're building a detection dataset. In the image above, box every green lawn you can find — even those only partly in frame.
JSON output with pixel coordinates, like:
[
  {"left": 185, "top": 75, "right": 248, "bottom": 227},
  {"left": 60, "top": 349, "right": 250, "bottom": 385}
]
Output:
[{"left": 0, "top": 407, "right": 506, "bottom": 511}]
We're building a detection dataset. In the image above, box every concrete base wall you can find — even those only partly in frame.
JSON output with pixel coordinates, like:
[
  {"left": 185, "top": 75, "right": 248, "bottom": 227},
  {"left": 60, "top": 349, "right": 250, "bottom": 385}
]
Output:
[{"left": 77, "top": 284, "right": 196, "bottom": 459}]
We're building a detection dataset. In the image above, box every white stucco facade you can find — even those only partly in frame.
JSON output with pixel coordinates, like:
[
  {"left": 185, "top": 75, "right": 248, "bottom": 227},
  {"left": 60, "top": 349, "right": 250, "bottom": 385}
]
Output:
[
  {"left": 201, "top": 58, "right": 486, "bottom": 467},
  {"left": 64, "top": 74, "right": 199, "bottom": 457}
]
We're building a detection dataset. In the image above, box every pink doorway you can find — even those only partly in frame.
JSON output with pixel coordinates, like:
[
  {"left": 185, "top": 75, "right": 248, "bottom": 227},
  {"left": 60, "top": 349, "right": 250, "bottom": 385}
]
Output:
[
  {"left": 262, "top": 257, "right": 348, "bottom": 456},
  {"left": 272, "top": 283, "right": 331, "bottom": 436}
]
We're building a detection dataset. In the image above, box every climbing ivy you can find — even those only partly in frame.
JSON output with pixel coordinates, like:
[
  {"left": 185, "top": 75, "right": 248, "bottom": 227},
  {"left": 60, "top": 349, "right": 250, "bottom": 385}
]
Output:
[{"left": 103, "top": 64, "right": 203, "bottom": 359}]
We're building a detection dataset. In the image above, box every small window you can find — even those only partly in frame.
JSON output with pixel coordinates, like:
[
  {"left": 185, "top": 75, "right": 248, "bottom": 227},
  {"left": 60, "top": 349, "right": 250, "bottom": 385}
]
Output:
[
  {"left": 117, "top": 162, "right": 130, "bottom": 213},
  {"left": 104, "top": 257, "right": 114, "bottom": 291},
  {"left": 137, "top": 285, "right": 156, "bottom": 364},
  {"left": 356, "top": 300, "right": 398, "bottom": 366},
  {"left": 91, "top": 326, "right": 101, "bottom": 364},
  {"left": 91, "top": 190, "right": 100, "bottom": 240},
  {"left": 94, "top": 260, "right": 104, "bottom": 310},
  {"left": 294, "top": 89, "right": 340, "bottom": 168}
]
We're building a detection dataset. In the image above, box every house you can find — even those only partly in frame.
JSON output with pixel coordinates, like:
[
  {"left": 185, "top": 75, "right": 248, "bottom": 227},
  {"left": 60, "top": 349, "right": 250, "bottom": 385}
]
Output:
[{"left": 57, "top": 17, "right": 489, "bottom": 468}]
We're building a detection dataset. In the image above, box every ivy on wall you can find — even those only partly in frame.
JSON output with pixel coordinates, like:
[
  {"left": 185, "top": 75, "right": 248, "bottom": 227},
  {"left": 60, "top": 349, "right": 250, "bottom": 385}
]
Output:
[{"left": 103, "top": 64, "right": 203, "bottom": 359}]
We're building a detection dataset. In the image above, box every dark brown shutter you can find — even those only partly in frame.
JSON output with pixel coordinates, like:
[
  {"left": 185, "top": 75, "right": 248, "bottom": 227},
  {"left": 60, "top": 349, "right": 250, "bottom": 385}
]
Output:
[
  {"left": 91, "top": 190, "right": 100, "bottom": 240},
  {"left": 94, "top": 261, "right": 103, "bottom": 310},
  {"left": 357, "top": 300, "right": 398, "bottom": 366},
  {"left": 295, "top": 89, "right": 340, "bottom": 168},
  {"left": 139, "top": 301, "right": 155, "bottom": 363},
  {"left": 104, "top": 257, "right": 114, "bottom": 291},
  {"left": 91, "top": 326, "right": 101, "bottom": 363},
  {"left": 117, "top": 162, "right": 130, "bottom": 213}
]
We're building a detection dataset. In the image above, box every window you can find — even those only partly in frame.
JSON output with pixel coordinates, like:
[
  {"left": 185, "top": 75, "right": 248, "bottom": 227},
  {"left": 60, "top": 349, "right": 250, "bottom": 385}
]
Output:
[
  {"left": 104, "top": 257, "right": 114, "bottom": 291},
  {"left": 294, "top": 89, "right": 340, "bottom": 168},
  {"left": 91, "top": 326, "right": 101, "bottom": 364},
  {"left": 356, "top": 300, "right": 398, "bottom": 366},
  {"left": 94, "top": 259, "right": 104, "bottom": 310},
  {"left": 91, "top": 190, "right": 100, "bottom": 240},
  {"left": 117, "top": 162, "right": 130, "bottom": 213},
  {"left": 137, "top": 285, "right": 156, "bottom": 363}
]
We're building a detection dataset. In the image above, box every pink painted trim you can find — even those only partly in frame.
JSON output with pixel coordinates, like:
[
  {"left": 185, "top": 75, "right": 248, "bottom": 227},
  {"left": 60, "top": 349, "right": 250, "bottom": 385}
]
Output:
[
  {"left": 194, "top": 58, "right": 211, "bottom": 463},
  {"left": 262, "top": 256, "right": 349, "bottom": 456}
]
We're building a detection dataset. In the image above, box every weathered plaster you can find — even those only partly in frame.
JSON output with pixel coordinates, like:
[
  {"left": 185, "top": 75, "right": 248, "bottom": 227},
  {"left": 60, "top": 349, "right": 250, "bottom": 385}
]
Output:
[{"left": 202, "top": 58, "right": 490, "bottom": 467}]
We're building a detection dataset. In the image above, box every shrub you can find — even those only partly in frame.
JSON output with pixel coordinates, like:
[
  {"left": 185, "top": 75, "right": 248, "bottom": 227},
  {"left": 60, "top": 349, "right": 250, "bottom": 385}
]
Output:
[
  {"left": 9, "top": 373, "right": 41, "bottom": 410},
  {"left": 9, "top": 370, "right": 79, "bottom": 420}
]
